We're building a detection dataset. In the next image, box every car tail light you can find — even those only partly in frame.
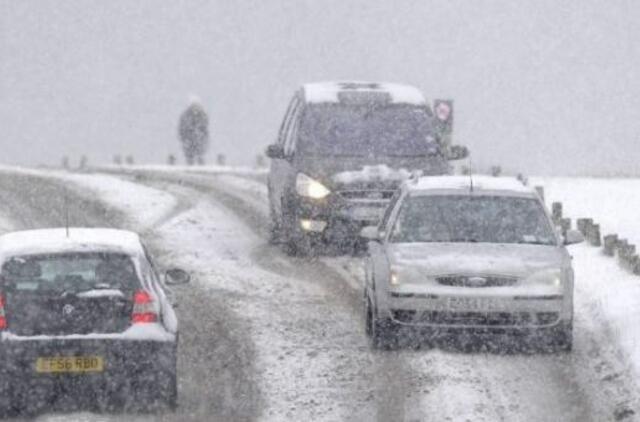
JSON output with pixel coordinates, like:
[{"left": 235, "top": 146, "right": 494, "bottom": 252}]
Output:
[
  {"left": 0, "top": 294, "right": 6, "bottom": 330},
  {"left": 131, "top": 290, "right": 158, "bottom": 324}
]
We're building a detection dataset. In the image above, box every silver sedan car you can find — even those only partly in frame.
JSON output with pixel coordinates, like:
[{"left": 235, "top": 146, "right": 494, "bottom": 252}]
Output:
[{"left": 362, "top": 176, "right": 583, "bottom": 351}]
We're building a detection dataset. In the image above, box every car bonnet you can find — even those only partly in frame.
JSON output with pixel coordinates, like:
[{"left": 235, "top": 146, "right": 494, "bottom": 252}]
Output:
[{"left": 387, "top": 242, "right": 567, "bottom": 278}]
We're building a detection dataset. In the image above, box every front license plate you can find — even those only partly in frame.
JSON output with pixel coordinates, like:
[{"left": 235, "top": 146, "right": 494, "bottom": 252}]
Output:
[
  {"left": 35, "top": 356, "right": 104, "bottom": 373},
  {"left": 447, "top": 297, "right": 500, "bottom": 312}
]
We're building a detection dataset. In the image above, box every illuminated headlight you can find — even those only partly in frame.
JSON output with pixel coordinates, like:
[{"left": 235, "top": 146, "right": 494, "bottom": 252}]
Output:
[
  {"left": 525, "top": 269, "right": 563, "bottom": 287},
  {"left": 296, "top": 173, "right": 330, "bottom": 199},
  {"left": 390, "top": 270, "right": 400, "bottom": 286}
]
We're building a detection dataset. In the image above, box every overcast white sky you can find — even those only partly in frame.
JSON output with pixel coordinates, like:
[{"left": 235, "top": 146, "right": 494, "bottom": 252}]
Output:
[{"left": 1, "top": 0, "right": 639, "bottom": 175}]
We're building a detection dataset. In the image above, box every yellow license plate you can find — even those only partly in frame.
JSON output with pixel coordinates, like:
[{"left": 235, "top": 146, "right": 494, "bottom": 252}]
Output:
[{"left": 35, "top": 356, "right": 104, "bottom": 373}]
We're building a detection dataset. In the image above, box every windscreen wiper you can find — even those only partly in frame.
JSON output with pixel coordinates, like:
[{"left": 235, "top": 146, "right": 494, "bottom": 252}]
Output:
[{"left": 60, "top": 283, "right": 115, "bottom": 297}]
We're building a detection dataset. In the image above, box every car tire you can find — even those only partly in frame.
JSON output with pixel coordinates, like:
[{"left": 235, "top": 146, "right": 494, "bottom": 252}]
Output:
[
  {"left": 285, "top": 233, "right": 313, "bottom": 257},
  {"left": 157, "top": 347, "right": 179, "bottom": 410},
  {"left": 268, "top": 197, "right": 283, "bottom": 245},
  {"left": 365, "top": 297, "right": 373, "bottom": 337},
  {"left": 550, "top": 321, "right": 573, "bottom": 352},
  {"left": 160, "top": 370, "right": 178, "bottom": 410},
  {"left": 0, "top": 382, "right": 13, "bottom": 417},
  {"left": 369, "top": 302, "right": 397, "bottom": 350},
  {"left": 281, "top": 206, "right": 313, "bottom": 257},
  {"left": 129, "top": 368, "right": 177, "bottom": 411}
]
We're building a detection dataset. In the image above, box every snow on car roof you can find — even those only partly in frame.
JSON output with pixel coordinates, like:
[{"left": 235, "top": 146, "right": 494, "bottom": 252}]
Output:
[
  {"left": 0, "top": 228, "right": 144, "bottom": 259},
  {"left": 303, "top": 81, "right": 426, "bottom": 105},
  {"left": 408, "top": 175, "right": 536, "bottom": 195}
]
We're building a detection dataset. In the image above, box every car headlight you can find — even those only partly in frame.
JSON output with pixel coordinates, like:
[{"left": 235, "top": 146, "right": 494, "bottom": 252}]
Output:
[
  {"left": 525, "top": 268, "right": 563, "bottom": 287},
  {"left": 296, "top": 173, "right": 330, "bottom": 199},
  {"left": 390, "top": 270, "right": 400, "bottom": 286},
  {"left": 388, "top": 267, "right": 434, "bottom": 287}
]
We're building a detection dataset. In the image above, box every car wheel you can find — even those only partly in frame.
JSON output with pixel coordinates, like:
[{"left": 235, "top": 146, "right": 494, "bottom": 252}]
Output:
[
  {"left": 286, "top": 233, "right": 313, "bottom": 257},
  {"left": 550, "top": 321, "right": 573, "bottom": 352},
  {"left": 370, "top": 306, "right": 397, "bottom": 350},
  {"left": 268, "top": 198, "right": 282, "bottom": 245},
  {"left": 156, "top": 347, "right": 179, "bottom": 410},
  {"left": 281, "top": 207, "right": 313, "bottom": 257},
  {"left": 128, "top": 368, "right": 177, "bottom": 411},
  {"left": 0, "top": 382, "right": 13, "bottom": 417},
  {"left": 160, "top": 370, "right": 178, "bottom": 410},
  {"left": 365, "top": 297, "right": 373, "bottom": 337}
]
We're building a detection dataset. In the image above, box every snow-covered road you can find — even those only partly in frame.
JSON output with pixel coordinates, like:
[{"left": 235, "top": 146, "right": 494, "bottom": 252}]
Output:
[{"left": 0, "top": 167, "right": 638, "bottom": 421}]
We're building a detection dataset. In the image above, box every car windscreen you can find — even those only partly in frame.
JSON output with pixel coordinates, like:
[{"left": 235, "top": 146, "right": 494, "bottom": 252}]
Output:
[
  {"left": 0, "top": 252, "right": 140, "bottom": 293},
  {"left": 390, "top": 195, "right": 557, "bottom": 245},
  {"left": 297, "top": 104, "right": 439, "bottom": 157}
]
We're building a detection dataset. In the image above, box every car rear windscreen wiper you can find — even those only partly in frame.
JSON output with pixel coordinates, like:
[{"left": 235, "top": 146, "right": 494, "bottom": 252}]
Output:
[{"left": 59, "top": 283, "right": 117, "bottom": 297}]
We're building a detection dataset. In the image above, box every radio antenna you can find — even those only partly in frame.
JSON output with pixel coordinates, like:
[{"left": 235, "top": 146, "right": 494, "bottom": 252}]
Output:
[
  {"left": 64, "top": 187, "right": 70, "bottom": 238},
  {"left": 468, "top": 157, "right": 474, "bottom": 193}
]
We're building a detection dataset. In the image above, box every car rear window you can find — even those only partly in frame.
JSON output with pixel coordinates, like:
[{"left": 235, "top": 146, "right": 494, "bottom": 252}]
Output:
[{"left": 0, "top": 252, "right": 140, "bottom": 293}]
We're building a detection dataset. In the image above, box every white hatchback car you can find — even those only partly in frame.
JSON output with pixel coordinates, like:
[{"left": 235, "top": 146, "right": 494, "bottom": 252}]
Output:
[{"left": 362, "top": 176, "right": 583, "bottom": 351}]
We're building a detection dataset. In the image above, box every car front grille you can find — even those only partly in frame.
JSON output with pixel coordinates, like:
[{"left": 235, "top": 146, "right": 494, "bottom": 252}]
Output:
[
  {"left": 391, "top": 310, "right": 560, "bottom": 326},
  {"left": 435, "top": 275, "right": 519, "bottom": 287}
]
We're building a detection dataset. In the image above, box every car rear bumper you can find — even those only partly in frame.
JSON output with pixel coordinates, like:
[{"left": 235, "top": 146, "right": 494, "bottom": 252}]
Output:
[{"left": 0, "top": 337, "right": 176, "bottom": 388}]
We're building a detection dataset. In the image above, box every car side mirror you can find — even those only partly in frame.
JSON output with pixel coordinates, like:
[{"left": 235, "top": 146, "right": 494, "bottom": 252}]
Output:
[
  {"left": 447, "top": 145, "right": 469, "bottom": 161},
  {"left": 165, "top": 268, "right": 190, "bottom": 286},
  {"left": 563, "top": 230, "right": 584, "bottom": 245},
  {"left": 266, "top": 144, "right": 286, "bottom": 159},
  {"left": 360, "top": 226, "right": 382, "bottom": 242}
]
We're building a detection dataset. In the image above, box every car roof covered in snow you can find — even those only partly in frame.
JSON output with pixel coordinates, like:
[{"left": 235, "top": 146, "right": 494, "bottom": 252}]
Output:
[
  {"left": 302, "top": 81, "right": 426, "bottom": 106},
  {"left": 406, "top": 175, "right": 537, "bottom": 197},
  {"left": 0, "top": 228, "right": 144, "bottom": 260}
]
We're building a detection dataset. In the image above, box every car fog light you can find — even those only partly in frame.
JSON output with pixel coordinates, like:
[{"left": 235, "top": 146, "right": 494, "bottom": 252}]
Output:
[{"left": 300, "top": 219, "right": 327, "bottom": 232}]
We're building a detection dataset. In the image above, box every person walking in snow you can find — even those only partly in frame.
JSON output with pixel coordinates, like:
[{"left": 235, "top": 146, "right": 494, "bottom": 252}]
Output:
[{"left": 178, "top": 98, "right": 210, "bottom": 165}]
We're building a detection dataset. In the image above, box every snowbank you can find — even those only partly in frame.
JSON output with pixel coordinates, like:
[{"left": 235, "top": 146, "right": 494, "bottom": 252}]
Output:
[
  {"left": 0, "top": 166, "right": 177, "bottom": 230},
  {"left": 61, "top": 172, "right": 178, "bottom": 230},
  {"left": 531, "top": 177, "right": 640, "bottom": 246},
  {"left": 98, "top": 163, "right": 267, "bottom": 177},
  {"left": 532, "top": 176, "right": 640, "bottom": 380}
]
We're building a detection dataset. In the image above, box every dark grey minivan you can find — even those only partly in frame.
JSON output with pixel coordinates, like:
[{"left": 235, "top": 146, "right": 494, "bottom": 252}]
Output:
[{"left": 266, "top": 81, "right": 468, "bottom": 255}]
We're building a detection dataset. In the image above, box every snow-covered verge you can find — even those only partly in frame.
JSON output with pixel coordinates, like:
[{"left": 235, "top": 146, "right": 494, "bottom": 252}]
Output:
[
  {"left": 531, "top": 177, "right": 640, "bottom": 246},
  {"left": 532, "top": 176, "right": 640, "bottom": 385},
  {"left": 95, "top": 164, "right": 267, "bottom": 178},
  {"left": 0, "top": 214, "right": 13, "bottom": 235},
  {"left": 0, "top": 165, "right": 177, "bottom": 231}
]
